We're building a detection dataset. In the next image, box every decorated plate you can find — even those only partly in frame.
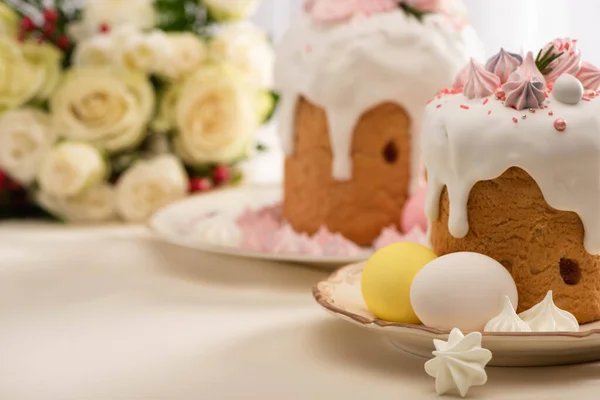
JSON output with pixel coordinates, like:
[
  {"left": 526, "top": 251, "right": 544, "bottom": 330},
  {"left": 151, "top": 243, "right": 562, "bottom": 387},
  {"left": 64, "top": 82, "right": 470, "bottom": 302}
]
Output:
[
  {"left": 148, "top": 185, "right": 372, "bottom": 268},
  {"left": 313, "top": 263, "right": 600, "bottom": 367}
]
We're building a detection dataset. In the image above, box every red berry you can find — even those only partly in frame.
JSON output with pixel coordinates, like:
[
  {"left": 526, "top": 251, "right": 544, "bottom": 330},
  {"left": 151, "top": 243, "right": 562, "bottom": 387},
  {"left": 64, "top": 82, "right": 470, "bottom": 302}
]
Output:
[
  {"left": 20, "top": 17, "right": 35, "bottom": 33},
  {"left": 43, "top": 23, "right": 55, "bottom": 36},
  {"left": 8, "top": 180, "right": 20, "bottom": 190},
  {"left": 99, "top": 23, "right": 110, "bottom": 34},
  {"left": 0, "top": 171, "right": 6, "bottom": 191},
  {"left": 211, "top": 165, "right": 231, "bottom": 185},
  {"left": 189, "top": 178, "right": 212, "bottom": 193},
  {"left": 56, "top": 35, "right": 70, "bottom": 49},
  {"left": 43, "top": 9, "right": 59, "bottom": 24}
]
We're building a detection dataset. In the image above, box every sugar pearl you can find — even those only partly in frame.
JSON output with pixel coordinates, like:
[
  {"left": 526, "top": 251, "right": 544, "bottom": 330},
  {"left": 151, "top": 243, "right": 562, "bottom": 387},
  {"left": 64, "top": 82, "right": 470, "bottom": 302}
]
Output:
[{"left": 554, "top": 118, "right": 567, "bottom": 131}]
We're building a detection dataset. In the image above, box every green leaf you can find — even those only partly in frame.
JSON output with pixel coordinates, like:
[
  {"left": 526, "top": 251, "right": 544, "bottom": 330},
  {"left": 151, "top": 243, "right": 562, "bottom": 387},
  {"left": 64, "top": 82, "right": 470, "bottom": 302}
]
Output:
[
  {"left": 399, "top": 2, "right": 431, "bottom": 21},
  {"left": 261, "top": 91, "right": 280, "bottom": 124}
]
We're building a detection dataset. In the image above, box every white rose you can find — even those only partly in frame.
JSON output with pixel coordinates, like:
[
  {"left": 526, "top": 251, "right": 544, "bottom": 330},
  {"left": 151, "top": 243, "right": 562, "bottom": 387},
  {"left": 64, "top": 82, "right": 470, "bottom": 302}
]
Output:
[
  {"left": 0, "top": 108, "right": 57, "bottom": 185},
  {"left": 202, "top": 0, "right": 259, "bottom": 21},
  {"left": 115, "top": 155, "right": 188, "bottom": 222},
  {"left": 68, "top": 0, "right": 155, "bottom": 42},
  {"left": 157, "top": 33, "right": 208, "bottom": 81},
  {"left": 152, "top": 84, "right": 180, "bottom": 133},
  {"left": 209, "top": 22, "right": 274, "bottom": 88},
  {"left": 21, "top": 42, "right": 63, "bottom": 100},
  {"left": 73, "top": 33, "right": 114, "bottom": 67},
  {"left": 0, "top": 3, "right": 18, "bottom": 38},
  {"left": 112, "top": 28, "right": 172, "bottom": 74},
  {"left": 37, "top": 184, "right": 116, "bottom": 223},
  {"left": 0, "top": 38, "right": 62, "bottom": 111},
  {"left": 51, "top": 67, "right": 154, "bottom": 152},
  {"left": 37, "top": 142, "right": 108, "bottom": 198},
  {"left": 173, "top": 64, "right": 260, "bottom": 165}
]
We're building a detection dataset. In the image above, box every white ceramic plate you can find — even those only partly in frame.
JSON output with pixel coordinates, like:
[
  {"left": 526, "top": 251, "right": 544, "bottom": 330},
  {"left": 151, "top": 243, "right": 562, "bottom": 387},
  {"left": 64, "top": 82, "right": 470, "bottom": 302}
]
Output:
[
  {"left": 149, "top": 185, "right": 372, "bottom": 268},
  {"left": 313, "top": 263, "right": 600, "bottom": 367}
]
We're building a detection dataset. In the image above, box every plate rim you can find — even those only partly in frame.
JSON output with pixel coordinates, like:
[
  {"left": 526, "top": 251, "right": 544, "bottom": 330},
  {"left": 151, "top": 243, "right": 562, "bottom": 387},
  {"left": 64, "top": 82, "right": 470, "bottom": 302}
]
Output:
[
  {"left": 147, "top": 185, "right": 372, "bottom": 265},
  {"left": 313, "top": 263, "right": 600, "bottom": 339}
]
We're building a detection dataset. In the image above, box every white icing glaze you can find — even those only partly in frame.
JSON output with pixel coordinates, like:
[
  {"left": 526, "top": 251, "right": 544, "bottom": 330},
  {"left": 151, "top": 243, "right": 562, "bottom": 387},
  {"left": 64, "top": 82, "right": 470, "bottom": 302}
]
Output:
[
  {"left": 422, "top": 90, "right": 600, "bottom": 254},
  {"left": 424, "top": 328, "right": 492, "bottom": 398},
  {"left": 518, "top": 291, "right": 579, "bottom": 332},
  {"left": 275, "top": 10, "right": 483, "bottom": 192},
  {"left": 484, "top": 296, "right": 531, "bottom": 333}
]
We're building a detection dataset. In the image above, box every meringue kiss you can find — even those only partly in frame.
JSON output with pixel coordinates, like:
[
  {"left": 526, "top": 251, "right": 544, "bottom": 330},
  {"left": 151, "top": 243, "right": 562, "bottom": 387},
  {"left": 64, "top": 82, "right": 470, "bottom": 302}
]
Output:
[
  {"left": 503, "top": 78, "right": 546, "bottom": 110},
  {"left": 485, "top": 48, "right": 523, "bottom": 84},
  {"left": 460, "top": 59, "right": 501, "bottom": 99},
  {"left": 508, "top": 51, "right": 547, "bottom": 90}
]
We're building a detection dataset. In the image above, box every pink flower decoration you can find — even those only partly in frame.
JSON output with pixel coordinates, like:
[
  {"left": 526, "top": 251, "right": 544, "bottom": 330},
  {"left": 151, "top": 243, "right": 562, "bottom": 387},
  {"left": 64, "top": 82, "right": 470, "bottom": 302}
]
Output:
[
  {"left": 503, "top": 78, "right": 545, "bottom": 111},
  {"left": 459, "top": 59, "right": 501, "bottom": 99},
  {"left": 540, "top": 38, "right": 582, "bottom": 84},
  {"left": 576, "top": 61, "right": 600, "bottom": 91},
  {"left": 308, "top": 0, "right": 397, "bottom": 24}
]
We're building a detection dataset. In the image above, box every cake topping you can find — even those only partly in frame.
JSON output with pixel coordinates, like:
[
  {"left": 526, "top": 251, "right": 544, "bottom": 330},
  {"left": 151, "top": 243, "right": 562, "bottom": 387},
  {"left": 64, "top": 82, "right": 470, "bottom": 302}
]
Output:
[
  {"left": 508, "top": 51, "right": 547, "bottom": 89},
  {"left": 424, "top": 328, "right": 492, "bottom": 398},
  {"left": 518, "top": 291, "right": 579, "bottom": 332},
  {"left": 503, "top": 78, "right": 545, "bottom": 111},
  {"left": 423, "top": 39, "right": 600, "bottom": 255},
  {"left": 554, "top": 118, "right": 567, "bottom": 131},
  {"left": 484, "top": 296, "right": 531, "bottom": 333},
  {"left": 485, "top": 48, "right": 523, "bottom": 84},
  {"left": 306, "top": 0, "right": 402, "bottom": 24},
  {"left": 539, "top": 38, "right": 582, "bottom": 85},
  {"left": 575, "top": 61, "right": 600, "bottom": 91},
  {"left": 460, "top": 59, "right": 501, "bottom": 99},
  {"left": 552, "top": 73, "right": 584, "bottom": 105}
]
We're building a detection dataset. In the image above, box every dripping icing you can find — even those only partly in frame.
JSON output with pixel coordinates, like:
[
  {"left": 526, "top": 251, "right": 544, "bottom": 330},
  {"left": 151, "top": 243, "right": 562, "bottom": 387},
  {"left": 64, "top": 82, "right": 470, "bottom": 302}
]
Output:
[
  {"left": 422, "top": 92, "right": 600, "bottom": 254},
  {"left": 274, "top": 11, "right": 483, "bottom": 188}
]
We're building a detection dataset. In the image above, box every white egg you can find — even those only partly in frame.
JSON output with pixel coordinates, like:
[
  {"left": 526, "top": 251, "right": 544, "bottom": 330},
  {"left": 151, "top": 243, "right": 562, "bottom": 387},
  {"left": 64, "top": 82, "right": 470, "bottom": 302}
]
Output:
[
  {"left": 552, "top": 73, "right": 584, "bottom": 105},
  {"left": 410, "top": 252, "right": 518, "bottom": 332}
]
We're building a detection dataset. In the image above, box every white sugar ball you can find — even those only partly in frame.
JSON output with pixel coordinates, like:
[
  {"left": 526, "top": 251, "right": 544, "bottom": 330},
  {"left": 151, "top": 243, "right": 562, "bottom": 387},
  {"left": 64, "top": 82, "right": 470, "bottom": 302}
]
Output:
[
  {"left": 552, "top": 74, "right": 584, "bottom": 105},
  {"left": 410, "top": 252, "right": 518, "bottom": 332}
]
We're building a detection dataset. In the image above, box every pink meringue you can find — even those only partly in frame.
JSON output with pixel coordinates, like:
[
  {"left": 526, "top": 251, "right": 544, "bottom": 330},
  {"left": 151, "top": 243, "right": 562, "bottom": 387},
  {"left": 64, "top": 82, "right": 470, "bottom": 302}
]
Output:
[
  {"left": 575, "top": 61, "right": 600, "bottom": 91},
  {"left": 373, "top": 226, "right": 427, "bottom": 250},
  {"left": 452, "top": 63, "right": 469, "bottom": 91},
  {"left": 404, "top": 0, "right": 443, "bottom": 12},
  {"left": 508, "top": 51, "right": 547, "bottom": 90},
  {"left": 485, "top": 48, "right": 523, "bottom": 84},
  {"left": 401, "top": 185, "right": 428, "bottom": 233},
  {"left": 540, "top": 38, "right": 582, "bottom": 84},
  {"left": 503, "top": 79, "right": 545, "bottom": 111},
  {"left": 236, "top": 204, "right": 368, "bottom": 256},
  {"left": 308, "top": 0, "right": 397, "bottom": 24},
  {"left": 460, "top": 59, "right": 501, "bottom": 99}
]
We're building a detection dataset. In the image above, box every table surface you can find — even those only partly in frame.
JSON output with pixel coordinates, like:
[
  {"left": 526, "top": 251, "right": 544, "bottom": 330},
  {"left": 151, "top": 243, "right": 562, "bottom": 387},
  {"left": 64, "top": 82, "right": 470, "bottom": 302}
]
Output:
[{"left": 0, "top": 223, "right": 599, "bottom": 400}]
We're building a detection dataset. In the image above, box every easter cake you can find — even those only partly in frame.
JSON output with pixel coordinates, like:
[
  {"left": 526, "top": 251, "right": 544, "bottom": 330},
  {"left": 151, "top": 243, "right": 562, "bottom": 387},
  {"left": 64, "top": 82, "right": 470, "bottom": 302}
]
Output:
[
  {"left": 422, "top": 38, "right": 600, "bottom": 324},
  {"left": 274, "top": 0, "right": 483, "bottom": 246}
]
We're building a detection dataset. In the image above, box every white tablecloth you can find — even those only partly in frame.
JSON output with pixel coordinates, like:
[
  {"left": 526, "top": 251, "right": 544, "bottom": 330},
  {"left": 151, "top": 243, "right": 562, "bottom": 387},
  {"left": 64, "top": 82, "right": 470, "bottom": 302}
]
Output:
[{"left": 0, "top": 223, "right": 599, "bottom": 400}]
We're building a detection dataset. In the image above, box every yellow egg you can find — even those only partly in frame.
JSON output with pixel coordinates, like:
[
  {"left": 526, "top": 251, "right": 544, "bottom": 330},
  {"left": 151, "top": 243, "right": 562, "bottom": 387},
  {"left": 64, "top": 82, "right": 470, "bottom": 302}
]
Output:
[{"left": 361, "top": 242, "right": 437, "bottom": 323}]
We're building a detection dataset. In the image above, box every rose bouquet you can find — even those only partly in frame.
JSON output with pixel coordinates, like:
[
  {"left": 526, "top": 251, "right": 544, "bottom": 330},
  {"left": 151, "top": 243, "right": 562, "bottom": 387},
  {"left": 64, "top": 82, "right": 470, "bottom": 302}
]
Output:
[{"left": 0, "top": 0, "right": 276, "bottom": 222}]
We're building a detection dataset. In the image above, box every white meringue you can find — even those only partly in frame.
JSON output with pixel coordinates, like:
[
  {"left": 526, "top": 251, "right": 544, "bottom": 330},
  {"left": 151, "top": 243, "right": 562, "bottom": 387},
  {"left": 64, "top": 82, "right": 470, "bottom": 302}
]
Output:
[
  {"left": 425, "top": 328, "right": 492, "bottom": 398},
  {"left": 518, "top": 291, "right": 579, "bottom": 332},
  {"left": 484, "top": 296, "right": 531, "bottom": 333},
  {"left": 192, "top": 214, "right": 242, "bottom": 247}
]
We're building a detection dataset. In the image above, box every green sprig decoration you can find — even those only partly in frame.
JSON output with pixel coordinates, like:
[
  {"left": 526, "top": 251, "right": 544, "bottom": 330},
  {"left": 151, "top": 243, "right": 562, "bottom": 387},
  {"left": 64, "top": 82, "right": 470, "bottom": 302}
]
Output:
[
  {"left": 536, "top": 45, "right": 564, "bottom": 75},
  {"left": 398, "top": 1, "right": 431, "bottom": 21}
]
